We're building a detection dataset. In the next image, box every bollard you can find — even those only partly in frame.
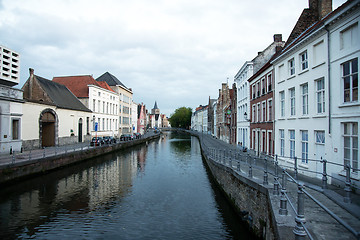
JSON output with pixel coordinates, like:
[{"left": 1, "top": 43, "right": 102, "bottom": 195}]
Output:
[
  {"left": 294, "top": 156, "right": 298, "bottom": 180},
  {"left": 263, "top": 156, "right": 268, "bottom": 185},
  {"left": 321, "top": 157, "right": 327, "bottom": 189},
  {"left": 279, "top": 170, "right": 288, "bottom": 215},
  {"left": 344, "top": 164, "right": 352, "bottom": 203},
  {"left": 229, "top": 150, "right": 232, "bottom": 168},
  {"left": 43, "top": 148, "right": 46, "bottom": 158},
  {"left": 223, "top": 149, "right": 226, "bottom": 164},
  {"left": 273, "top": 155, "right": 280, "bottom": 195},
  {"left": 293, "top": 183, "right": 306, "bottom": 240},
  {"left": 248, "top": 156, "right": 253, "bottom": 178}
]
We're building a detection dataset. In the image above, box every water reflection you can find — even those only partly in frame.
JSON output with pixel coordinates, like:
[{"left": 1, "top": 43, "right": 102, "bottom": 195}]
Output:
[{"left": 0, "top": 132, "right": 256, "bottom": 239}]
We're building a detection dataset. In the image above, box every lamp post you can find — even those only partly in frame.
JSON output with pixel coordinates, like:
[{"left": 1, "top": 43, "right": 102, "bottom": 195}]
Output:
[{"left": 244, "top": 112, "right": 248, "bottom": 121}]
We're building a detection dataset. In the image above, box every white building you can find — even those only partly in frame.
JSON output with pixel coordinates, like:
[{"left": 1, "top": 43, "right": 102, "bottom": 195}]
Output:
[
  {"left": 131, "top": 101, "right": 138, "bottom": 134},
  {"left": 96, "top": 72, "right": 133, "bottom": 135},
  {"left": 327, "top": 1, "right": 359, "bottom": 181},
  {"left": 191, "top": 105, "right": 208, "bottom": 132},
  {"left": 0, "top": 45, "right": 22, "bottom": 153},
  {"left": 234, "top": 61, "right": 252, "bottom": 148},
  {"left": 273, "top": 0, "right": 359, "bottom": 183},
  {"left": 22, "top": 69, "right": 92, "bottom": 149},
  {"left": 53, "top": 75, "right": 119, "bottom": 137}
]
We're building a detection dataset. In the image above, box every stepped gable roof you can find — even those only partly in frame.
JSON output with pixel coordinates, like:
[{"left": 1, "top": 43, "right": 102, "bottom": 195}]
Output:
[
  {"left": 96, "top": 72, "right": 128, "bottom": 89},
  {"left": 97, "top": 81, "right": 115, "bottom": 93},
  {"left": 53, "top": 75, "right": 100, "bottom": 98},
  {"left": 35, "top": 75, "right": 91, "bottom": 112}
]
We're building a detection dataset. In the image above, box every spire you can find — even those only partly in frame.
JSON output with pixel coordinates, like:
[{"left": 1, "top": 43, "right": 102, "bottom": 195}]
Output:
[{"left": 153, "top": 101, "right": 158, "bottom": 109}]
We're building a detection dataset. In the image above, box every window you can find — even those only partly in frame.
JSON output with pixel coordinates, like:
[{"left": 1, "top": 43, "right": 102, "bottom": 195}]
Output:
[
  {"left": 257, "top": 103, "right": 261, "bottom": 122},
  {"left": 98, "top": 92, "right": 101, "bottom": 96},
  {"left": 268, "top": 99, "right": 272, "bottom": 121},
  {"left": 340, "top": 23, "right": 358, "bottom": 50},
  {"left": 257, "top": 82, "right": 260, "bottom": 97},
  {"left": 252, "top": 105, "right": 256, "bottom": 122},
  {"left": 123, "top": 117, "right": 130, "bottom": 124},
  {"left": 268, "top": 74, "right": 272, "bottom": 91},
  {"left": 261, "top": 78, "right": 266, "bottom": 95},
  {"left": 280, "top": 91, "right": 285, "bottom": 117},
  {"left": 279, "top": 64, "right": 284, "bottom": 81},
  {"left": 315, "top": 130, "right": 325, "bottom": 144},
  {"left": 289, "top": 88, "right": 295, "bottom": 116},
  {"left": 98, "top": 118, "right": 101, "bottom": 129},
  {"left": 316, "top": 78, "right": 325, "bottom": 113},
  {"left": 93, "top": 99, "right": 96, "bottom": 111},
  {"left": 313, "top": 40, "right": 325, "bottom": 66},
  {"left": 119, "top": 104, "right": 122, "bottom": 113},
  {"left": 301, "top": 83, "right": 308, "bottom": 115},
  {"left": 12, "top": 119, "right": 19, "bottom": 140},
  {"left": 280, "top": 129, "right": 285, "bottom": 157},
  {"left": 262, "top": 101, "right": 266, "bottom": 122},
  {"left": 289, "top": 130, "right": 295, "bottom": 159},
  {"left": 289, "top": 58, "right": 295, "bottom": 76},
  {"left": 102, "top": 118, "right": 105, "bottom": 130},
  {"left": 300, "top": 51, "right": 308, "bottom": 71},
  {"left": 301, "top": 130, "right": 308, "bottom": 163},
  {"left": 98, "top": 100, "right": 100, "bottom": 113},
  {"left": 103, "top": 101, "right": 105, "bottom": 113},
  {"left": 342, "top": 58, "right": 358, "bottom": 103},
  {"left": 123, "top": 106, "right": 130, "bottom": 114},
  {"left": 343, "top": 123, "right": 358, "bottom": 171},
  {"left": 252, "top": 85, "right": 256, "bottom": 99}
]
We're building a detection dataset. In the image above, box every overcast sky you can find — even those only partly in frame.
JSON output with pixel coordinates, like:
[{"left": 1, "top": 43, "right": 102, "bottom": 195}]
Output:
[{"left": 0, "top": 0, "right": 346, "bottom": 116}]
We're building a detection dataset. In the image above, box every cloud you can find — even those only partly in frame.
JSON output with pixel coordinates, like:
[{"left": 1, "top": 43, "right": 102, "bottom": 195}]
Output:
[{"left": 0, "top": 0, "right": 347, "bottom": 116}]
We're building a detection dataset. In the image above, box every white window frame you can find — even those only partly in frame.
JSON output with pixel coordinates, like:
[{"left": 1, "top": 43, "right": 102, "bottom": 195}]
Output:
[
  {"left": 289, "top": 88, "right": 296, "bottom": 116},
  {"left": 343, "top": 122, "right": 358, "bottom": 172},
  {"left": 280, "top": 129, "right": 285, "bottom": 157},
  {"left": 301, "top": 83, "right": 308, "bottom": 115},
  {"left": 262, "top": 101, "right": 266, "bottom": 122},
  {"left": 289, "top": 58, "right": 295, "bottom": 76},
  {"left": 289, "top": 130, "right": 295, "bottom": 159},
  {"left": 316, "top": 78, "right": 325, "bottom": 114},
  {"left": 280, "top": 91, "right": 285, "bottom": 117},
  {"left": 268, "top": 98, "right": 273, "bottom": 121},
  {"left": 342, "top": 58, "right": 358, "bottom": 103},
  {"left": 301, "top": 130, "right": 308, "bottom": 163},
  {"left": 315, "top": 130, "right": 325, "bottom": 145},
  {"left": 300, "top": 50, "right": 308, "bottom": 71}
]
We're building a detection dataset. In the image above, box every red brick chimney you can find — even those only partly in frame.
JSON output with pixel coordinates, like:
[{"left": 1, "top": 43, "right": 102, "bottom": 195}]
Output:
[{"left": 274, "top": 34, "right": 282, "bottom": 42}]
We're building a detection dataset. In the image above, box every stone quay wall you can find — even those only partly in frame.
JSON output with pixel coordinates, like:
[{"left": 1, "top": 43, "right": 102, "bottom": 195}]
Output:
[
  {"left": 0, "top": 134, "right": 160, "bottom": 185},
  {"left": 202, "top": 151, "right": 278, "bottom": 240}
]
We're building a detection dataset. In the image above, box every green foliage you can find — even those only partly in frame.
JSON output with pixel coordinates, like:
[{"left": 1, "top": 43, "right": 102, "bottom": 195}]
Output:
[{"left": 169, "top": 107, "right": 192, "bottom": 129}]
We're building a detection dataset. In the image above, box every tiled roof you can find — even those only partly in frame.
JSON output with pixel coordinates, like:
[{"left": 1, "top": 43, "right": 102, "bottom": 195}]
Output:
[
  {"left": 35, "top": 75, "right": 91, "bottom": 112},
  {"left": 96, "top": 72, "right": 128, "bottom": 89},
  {"left": 97, "top": 81, "right": 115, "bottom": 93},
  {"left": 52, "top": 75, "right": 100, "bottom": 98}
]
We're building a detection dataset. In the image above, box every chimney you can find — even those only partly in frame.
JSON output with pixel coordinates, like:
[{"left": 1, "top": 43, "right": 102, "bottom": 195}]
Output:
[
  {"left": 273, "top": 34, "right": 282, "bottom": 42},
  {"left": 28, "top": 68, "right": 34, "bottom": 99},
  {"left": 309, "top": 0, "right": 332, "bottom": 19}
]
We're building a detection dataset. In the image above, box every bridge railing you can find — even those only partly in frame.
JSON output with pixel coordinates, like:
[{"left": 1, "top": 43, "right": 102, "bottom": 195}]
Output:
[{"left": 202, "top": 142, "right": 360, "bottom": 240}]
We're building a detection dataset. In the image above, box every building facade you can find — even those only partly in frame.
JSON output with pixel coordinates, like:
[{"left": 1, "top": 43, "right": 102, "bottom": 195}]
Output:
[
  {"left": 22, "top": 69, "right": 92, "bottom": 149},
  {"left": 249, "top": 63, "right": 275, "bottom": 156},
  {"left": 96, "top": 72, "right": 133, "bottom": 135},
  {"left": 0, "top": 45, "right": 23, "bottom": 153},
  {"left": 53, "top": 75, "right": 119, "bottom": 137}
]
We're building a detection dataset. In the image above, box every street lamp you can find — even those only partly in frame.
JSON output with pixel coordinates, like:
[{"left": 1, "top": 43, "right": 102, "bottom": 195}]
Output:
[{"left": 244, "top": 112, "right": 248, "bottom": 121}]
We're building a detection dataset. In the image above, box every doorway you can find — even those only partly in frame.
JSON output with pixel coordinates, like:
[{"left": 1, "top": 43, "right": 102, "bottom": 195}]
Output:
[
  {"left": 78, "top": 118, "right": 83, "bottom": 142},
  {"left": 41, "top": 112, "right": 56, "bottom": 147}
]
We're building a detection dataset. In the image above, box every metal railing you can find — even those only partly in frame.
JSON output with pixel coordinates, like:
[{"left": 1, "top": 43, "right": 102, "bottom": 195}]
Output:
[{"left": 200, "top": 138, "right": 360, "bottom": 240}]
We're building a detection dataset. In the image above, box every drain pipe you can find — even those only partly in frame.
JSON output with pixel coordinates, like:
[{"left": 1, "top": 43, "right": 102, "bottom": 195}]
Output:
[{"left": 325, "top": 25, "right": 331, "bottom": 135}]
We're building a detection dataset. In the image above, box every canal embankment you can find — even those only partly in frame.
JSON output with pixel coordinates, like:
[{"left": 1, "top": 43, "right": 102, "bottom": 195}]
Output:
[
  {"left": 0, "top": 133, "right": 160, "bottom": 186},
  {"left": 181, "top": 129, "right": 360, "bottom": 240}
]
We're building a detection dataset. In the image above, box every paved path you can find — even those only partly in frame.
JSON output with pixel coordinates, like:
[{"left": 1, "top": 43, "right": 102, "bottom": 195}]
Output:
[
  {"left": 191, "top": 130, "right": 360, "bottom": 240},
  {"left": 0, "top": 131, "right": 158, "bottom": 169}
]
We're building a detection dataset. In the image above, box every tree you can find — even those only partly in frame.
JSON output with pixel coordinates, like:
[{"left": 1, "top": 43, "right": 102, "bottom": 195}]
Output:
[{"left": 169, "top": 107, "right": 192, "bottom": 129}]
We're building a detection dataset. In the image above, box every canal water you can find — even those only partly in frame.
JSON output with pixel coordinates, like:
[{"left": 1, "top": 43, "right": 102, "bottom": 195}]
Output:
[{"left": 0, "top": 132, "right": 256, "bottom": 239}]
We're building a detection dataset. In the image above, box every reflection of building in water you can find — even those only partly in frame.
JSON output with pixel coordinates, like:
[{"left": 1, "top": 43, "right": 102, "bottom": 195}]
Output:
[
  {"left": 136, "top": 147, "right": 148, "bottom": 173},
  {"left": 0, "top": 152, "right": 141, "bottom": 234},
  {"left": 191, "top": 136, "right": 200, "bottom": 155}
]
